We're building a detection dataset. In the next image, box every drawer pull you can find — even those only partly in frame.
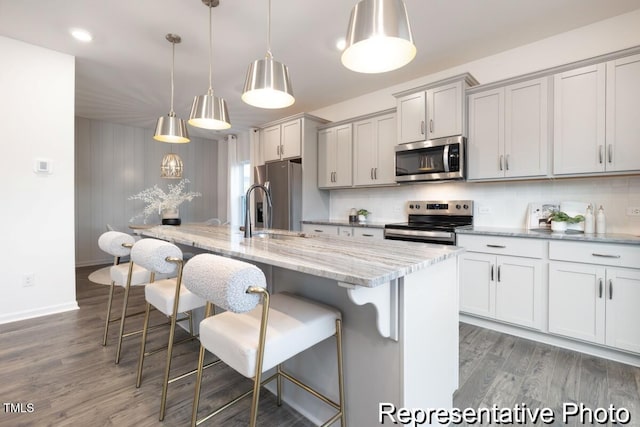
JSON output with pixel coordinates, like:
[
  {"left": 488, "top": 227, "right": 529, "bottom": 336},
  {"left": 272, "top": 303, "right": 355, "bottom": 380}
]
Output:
[
  {"left": 609, "top": 279, "right": 613, "bottom": 300},
  {"left": 486, "top": 244, "right": 506, "bottom": 249},
  {"left": 598, "top": 279, "right": 603, "bottom": 298},
  {"left": 314, "top": 229, "right": 324, "bottom": 233},
  {"left": 362, "top": 233, "right": 374, "bottom": 237},
  {"left": 592, "top": 253, "right": 621, "bottom": 259}
]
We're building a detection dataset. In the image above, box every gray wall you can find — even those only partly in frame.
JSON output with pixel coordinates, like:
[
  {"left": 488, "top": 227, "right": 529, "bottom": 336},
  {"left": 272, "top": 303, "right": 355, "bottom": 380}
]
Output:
[{"left": 75, "top": 117, "right": 219, "bottom": 266}]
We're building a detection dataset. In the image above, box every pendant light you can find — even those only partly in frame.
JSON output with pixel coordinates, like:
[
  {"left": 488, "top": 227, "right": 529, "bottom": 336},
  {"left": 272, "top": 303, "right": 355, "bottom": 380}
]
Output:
[
  {"left": 154, "top": 34, "right": 190, "bottom": 143},
  {"left": 160, "top": 152, "right": 184, "bottom": 179},
  {"left": 341, "top": 0, "right": 416, "bottom": 74},
  {"left": 189, "top": 0, "right": 231, "bottom": 130},
  {"left": 241, "top": 0, "right": 294, "bottom": 109}
]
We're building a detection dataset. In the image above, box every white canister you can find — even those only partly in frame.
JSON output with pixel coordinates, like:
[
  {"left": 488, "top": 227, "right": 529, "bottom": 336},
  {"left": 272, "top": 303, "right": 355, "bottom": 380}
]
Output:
[
  {"left": 596, "top": 205, "right": 606, "bottom": 234},
  {"left": 584, "top": 205, "right": 594, "bottom": 234}
]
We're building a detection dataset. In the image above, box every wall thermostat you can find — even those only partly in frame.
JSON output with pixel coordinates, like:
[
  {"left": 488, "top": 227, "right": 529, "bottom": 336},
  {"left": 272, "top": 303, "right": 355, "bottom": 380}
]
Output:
[{"left": 34, "top": 158, "right": 53, "bottom": 174}]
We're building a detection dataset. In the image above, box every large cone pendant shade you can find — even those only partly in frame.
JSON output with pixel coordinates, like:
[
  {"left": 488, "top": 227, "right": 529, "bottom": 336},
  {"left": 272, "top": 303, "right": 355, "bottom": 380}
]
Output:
[
  {"left": 341, "top": 0, "right": 416, "bottom": 74},
  {"left": 242, "top": 56, "right": 294, "bottom": 109}
]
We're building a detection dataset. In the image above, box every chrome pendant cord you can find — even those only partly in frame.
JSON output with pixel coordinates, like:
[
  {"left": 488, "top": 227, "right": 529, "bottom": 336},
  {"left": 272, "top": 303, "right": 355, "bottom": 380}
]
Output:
[
  {"left": 169, "top": 37, "right": 176, "bottom": 116},
  {"left": 266, "top": 0, "right": 272, "bottom": 59},
  {"left": 207, "top": 2, "right": 213, "bottom": 94}
]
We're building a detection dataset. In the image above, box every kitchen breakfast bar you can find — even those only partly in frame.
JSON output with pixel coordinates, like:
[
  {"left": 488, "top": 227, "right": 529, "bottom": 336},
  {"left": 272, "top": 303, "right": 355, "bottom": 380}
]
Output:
[{"left": 140, "top": 224, "right": 464, "bottom": 426}]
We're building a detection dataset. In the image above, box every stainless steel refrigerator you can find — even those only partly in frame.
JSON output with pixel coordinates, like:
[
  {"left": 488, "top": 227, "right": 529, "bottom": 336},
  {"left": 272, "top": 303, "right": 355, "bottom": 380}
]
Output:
[{"left": 254, "top": 159, "right": 302, "bottom": 231}]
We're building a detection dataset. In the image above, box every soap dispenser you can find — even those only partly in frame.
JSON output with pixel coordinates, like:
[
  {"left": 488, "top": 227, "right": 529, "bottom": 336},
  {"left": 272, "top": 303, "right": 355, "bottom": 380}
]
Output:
[
  {"left": 584, "top": 204, "right": 594, "bottom": 234},
  {"left": 596, "top": 205, "right": 606, "bottom": 234}
]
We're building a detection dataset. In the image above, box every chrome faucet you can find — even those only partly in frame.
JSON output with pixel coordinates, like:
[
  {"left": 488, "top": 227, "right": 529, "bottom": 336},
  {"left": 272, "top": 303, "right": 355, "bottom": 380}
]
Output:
[{"left": 244, "top": 181, "right": 272, "bottom": 238}]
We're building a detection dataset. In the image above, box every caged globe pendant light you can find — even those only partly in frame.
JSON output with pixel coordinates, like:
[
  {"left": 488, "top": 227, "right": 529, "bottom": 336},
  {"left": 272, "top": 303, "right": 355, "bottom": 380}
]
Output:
[
  {"left": 341, "top": 0, "right": 416, "bottom": 74},
  {"left": 160, "top": 152, "right": 184, "bottom": 179},
  {"left": 241, "top": 0, "right": 294, "bottom": 109},
  {"left": 189, "top": 0, "right": 231, "bottom": 130},
  {"left": 154, "top": 34, "right": 190, "bottom": 143}
]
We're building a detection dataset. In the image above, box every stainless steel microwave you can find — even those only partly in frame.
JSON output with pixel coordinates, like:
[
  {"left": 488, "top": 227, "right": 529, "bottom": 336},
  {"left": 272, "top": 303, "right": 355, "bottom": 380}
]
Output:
[{"left": 395, "top": 136, "right": 466, "bottom": 183}]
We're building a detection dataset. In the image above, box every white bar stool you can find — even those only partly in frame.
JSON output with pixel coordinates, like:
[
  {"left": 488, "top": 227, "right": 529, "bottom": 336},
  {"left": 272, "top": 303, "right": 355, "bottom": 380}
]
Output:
[
  {"left": 183, "top": 253, "right": 346, "bottom": 427},
  {"left": 97, "top": 231, "right": 159, "bottom": 359},
  {"left": 130, "top": 238, "right": 207, "bottom": 421}
]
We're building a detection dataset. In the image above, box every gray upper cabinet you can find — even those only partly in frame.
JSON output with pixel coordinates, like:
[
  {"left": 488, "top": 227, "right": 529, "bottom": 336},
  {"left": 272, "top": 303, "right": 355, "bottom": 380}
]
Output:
[
  {"left": 318, "top": 123, "right": 352, "bottom": 188},
  {"left": 262, "top": 118, "right": 302, "bottom": 162},
  {"left": 395, "top": 74, "right": 478, "bottom": 144},
  {"left": 468, "top": 77, "right": 549, "bottom": 180},
  {"left": 553, "top": 52, "right": 640, "bottom": 175}
]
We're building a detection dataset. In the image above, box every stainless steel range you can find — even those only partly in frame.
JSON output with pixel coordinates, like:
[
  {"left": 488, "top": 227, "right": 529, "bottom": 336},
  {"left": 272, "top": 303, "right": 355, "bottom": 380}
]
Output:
[{"left": 384, "top": 200, "right": 474, "bottom": 245}]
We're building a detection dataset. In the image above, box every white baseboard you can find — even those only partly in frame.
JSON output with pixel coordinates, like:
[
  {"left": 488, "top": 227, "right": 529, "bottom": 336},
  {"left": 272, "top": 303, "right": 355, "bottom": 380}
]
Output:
[{"left": 0, "top": 302, "right": 79, "bottom": 325}]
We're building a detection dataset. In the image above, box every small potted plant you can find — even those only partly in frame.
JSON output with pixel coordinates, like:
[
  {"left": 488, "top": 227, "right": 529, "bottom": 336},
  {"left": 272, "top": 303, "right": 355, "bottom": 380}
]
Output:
[
  {"left": 547, "top": 211, "right": 584, "bottom": 232},
  {"left": 357, "top": 209, "right": 371, "bottom": 223}
]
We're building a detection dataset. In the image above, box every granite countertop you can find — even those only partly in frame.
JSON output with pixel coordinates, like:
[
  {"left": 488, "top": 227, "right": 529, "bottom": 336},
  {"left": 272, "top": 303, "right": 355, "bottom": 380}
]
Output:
[
  {"left": 302, "top": 219, "right": 387, "bottom": 229},
  {"left": 456, "top": 226, "right": 640, "bottom": 245},
  {"left": 141, "top": 224, "right": 463, "bottom": 287}
]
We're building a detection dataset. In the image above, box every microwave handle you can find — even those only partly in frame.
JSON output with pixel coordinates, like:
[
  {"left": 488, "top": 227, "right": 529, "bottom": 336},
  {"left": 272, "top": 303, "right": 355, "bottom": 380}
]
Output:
[{"left": 443, "top": 144, "right": 450, "bottom": 172}]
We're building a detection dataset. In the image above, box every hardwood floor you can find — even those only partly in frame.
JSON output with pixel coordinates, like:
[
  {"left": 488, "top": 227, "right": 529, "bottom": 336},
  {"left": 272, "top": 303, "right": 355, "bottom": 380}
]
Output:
[
  {"left": 455, "top": 323, "right": 640, "bottom": 426},
  {"left": 1, "top": 266, "right": 639, "bottom": 426}
]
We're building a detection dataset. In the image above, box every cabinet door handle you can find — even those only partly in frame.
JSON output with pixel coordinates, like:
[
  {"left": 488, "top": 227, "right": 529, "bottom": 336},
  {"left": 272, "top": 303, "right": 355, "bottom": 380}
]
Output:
[
  {"left": 505, "top": 154, "right": 510, "bottom": 171},
  {"left": 497, "top": 265, "right": 501, "bottom": 282},
  {"left": 429, "top": 119, "right": 434, "bottom": 133},
  {"left": 374, "top": 167, "right": 378, "bottom": 179},
  {"left": 592, "top": 253, "right": 621, "bottom": 259},
  {"left": 499, "top": 155, "right": 504, "bottom": 171},
  {"left": 370, "top": 168, "right": 374, "bottom": 180},
  {"left": 280, "top": 144, "right": 284, "bottom": 156},
  {"left": 420, "top": 120, "right": 425, "bottom": 135},
  {"left": 609, "top": 279, "right": 613, "bottom": 300},
  {"left": 486, "top": 244, "right": 506, "bottom": 249},
  {"left": 333, "top": 172, "right": 337, "bottom": 182},
  {"left": 490, "top": 265, "right": 494, "bottom": 281},
  {"left": 608, "top": 144, "right": 613, "bottom": 164},
  {"left": 599, "top": 145, "right": 604, "bottom": 164},
  {"left": 599, "top": 278, "right": 603, "bottom": 298}
]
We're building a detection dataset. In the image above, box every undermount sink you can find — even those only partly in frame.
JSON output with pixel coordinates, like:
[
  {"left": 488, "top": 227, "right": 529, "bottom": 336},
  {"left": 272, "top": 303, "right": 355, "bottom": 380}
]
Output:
[{"left": 252, "top": 231, "right": 309, "bottom": 240}]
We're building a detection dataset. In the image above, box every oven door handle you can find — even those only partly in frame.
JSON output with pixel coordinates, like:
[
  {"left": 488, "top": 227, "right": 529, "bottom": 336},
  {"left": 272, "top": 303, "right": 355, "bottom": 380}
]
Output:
[{"left": 384, "top": 229, "right": 454, "bottom": 239}]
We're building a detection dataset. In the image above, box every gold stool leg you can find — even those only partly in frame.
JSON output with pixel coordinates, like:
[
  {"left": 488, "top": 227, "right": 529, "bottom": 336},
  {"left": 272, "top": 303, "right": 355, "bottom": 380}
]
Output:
[
  {"left": 336, "top": 318, "right": 346, "bottom": 426},
  {"left": 159, "top": 312, "right": 178, "bottom": 421},
  {"left": 115, "top": 263, "right": 135, "bottom": 364},
  {"left": 276, "top": 364, "right": 283, "bottom": 406},
  {"left": 192, "top": 303, "right": 215, "bottom": 427},
  {"left": 135, "top": 302, "right": 152, "bottom": 388},
  {"left": 102, "top": 281, "right": 116, "bottom": 346}
]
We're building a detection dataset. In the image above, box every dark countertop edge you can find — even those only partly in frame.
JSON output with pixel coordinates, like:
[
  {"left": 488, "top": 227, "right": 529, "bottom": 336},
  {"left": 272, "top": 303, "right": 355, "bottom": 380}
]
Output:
[
  {"left": 302, "top": 219, "right": 387, "bottom": 229},
  {"left": 455, "top": 225, "right": 640, "bottom": 245}
]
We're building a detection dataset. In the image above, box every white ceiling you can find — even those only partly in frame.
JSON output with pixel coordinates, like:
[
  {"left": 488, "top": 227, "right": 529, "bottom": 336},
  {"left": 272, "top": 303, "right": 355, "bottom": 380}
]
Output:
[{"left": 1, "top": 0, "right": 639, "bottom": 139}]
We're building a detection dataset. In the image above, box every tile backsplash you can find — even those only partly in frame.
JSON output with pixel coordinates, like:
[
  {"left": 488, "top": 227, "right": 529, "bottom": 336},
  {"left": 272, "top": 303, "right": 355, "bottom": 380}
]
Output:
[{"left": 330, "top": 176, "right": 640, "bottom": 234}]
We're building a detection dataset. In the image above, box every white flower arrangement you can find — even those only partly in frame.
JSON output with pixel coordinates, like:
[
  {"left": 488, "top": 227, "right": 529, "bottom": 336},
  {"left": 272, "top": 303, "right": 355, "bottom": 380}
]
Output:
[{"left": 129, "top": 179, "right": 201, "bottom": 224}]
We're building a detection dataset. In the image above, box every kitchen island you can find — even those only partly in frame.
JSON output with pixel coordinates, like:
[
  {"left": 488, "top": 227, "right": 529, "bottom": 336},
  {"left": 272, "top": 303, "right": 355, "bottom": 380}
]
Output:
[{"left": 141, "top": 224, "right": 464, "bottom": 426}]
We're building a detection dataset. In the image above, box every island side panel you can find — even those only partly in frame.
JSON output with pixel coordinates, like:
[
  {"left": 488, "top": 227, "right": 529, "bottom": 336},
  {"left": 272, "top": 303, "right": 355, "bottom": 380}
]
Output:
[
  {"left": 400, "top": 256, "right": 459, "bottom": 416},
  {"left": 269, "top": 266, "right": 403, "bottom": 426}
]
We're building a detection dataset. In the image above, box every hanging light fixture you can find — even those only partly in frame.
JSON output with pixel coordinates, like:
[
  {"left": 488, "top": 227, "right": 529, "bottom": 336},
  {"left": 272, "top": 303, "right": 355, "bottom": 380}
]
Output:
[
  {"left": 241, "top": 0, "right": 294, "bottom": 109},
  {"left": 154, "top": 34, "right": 190, "bottom": 143},
  {"left": 189, "top": 0, "right": 231, "bottom": 130},
  {"left": 160, "top": 152, "right": 184, "bottom": 179},
  {"left": 341, "top": 0, "right": 416, "bottom": 74}
]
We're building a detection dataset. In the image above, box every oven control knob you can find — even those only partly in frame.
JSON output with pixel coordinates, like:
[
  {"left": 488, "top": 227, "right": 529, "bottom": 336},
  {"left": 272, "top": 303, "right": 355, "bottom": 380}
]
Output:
[
  {"left": 409, "top": 204, "right": 414, "bottom": 209},
  {"left": 463, "top": 204, "right": 469, "bottom": 210},
  {"left": 456, "top": 204, "right": 461, "bottom": 210},
  {"left": 415, "top": 204, "right": 420, "bottom": 210}
]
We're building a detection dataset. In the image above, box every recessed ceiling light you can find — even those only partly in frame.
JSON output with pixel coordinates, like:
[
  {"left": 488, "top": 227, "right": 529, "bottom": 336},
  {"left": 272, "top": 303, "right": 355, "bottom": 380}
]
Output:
[
  {"left": 70, "top": 28, "right": 93, "bottom": 42},
  {"left": 336, "top": 38, "right": 346, "bottom": 51}
]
